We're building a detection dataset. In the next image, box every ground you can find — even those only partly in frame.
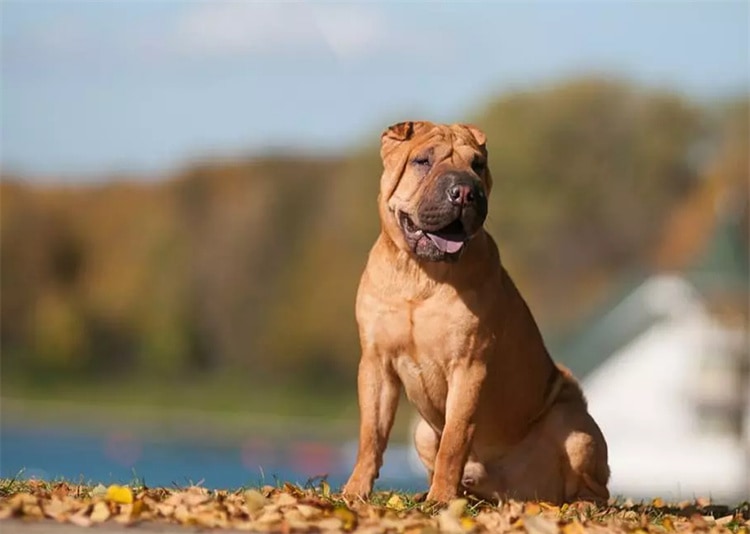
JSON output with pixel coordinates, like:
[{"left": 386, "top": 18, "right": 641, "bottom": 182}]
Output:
[{"left": 1, "top": 479, "right": 748, "bottom": 533}]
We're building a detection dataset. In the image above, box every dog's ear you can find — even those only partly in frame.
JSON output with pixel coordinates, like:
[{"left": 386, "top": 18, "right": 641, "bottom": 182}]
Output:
[
  {"left": 461, "top": 124, "right": 487, "bottom": 152},
  {"left": 380, "top": 121, "right": 431, "bottom": 159}
]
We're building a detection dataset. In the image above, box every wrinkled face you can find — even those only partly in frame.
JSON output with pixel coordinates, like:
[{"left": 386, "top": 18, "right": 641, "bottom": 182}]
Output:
[{"left": 379, "top": 121, "right": 492, "bottom": 262}]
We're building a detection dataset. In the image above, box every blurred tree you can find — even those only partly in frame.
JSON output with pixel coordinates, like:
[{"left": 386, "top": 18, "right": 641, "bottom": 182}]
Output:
[
  {"left": 474, "top": 78, "right": 705, "bottom": 324},
  {"left": 0, "top": 78, "right": 741, "bottom": 407}
]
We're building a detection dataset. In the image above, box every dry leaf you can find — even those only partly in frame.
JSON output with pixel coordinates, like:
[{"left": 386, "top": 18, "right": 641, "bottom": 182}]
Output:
[
  {"left": 276, "top": 492, "right": 297, "bottom": 507},
  {"left": 562, "top": 520, "right": 586, "bottom": 534},
  {"left": 525, "top": 502, "right": 543, "bottom": 516},
  {"left": 446, "top": 498, "right": 468, "bottom": 518},
  {"left": 297, "top": 504, "right": 321, "bottom": 519},
  {"left": 387, "top": 493, "right": 407, "bottom": 511},
  {"left": 90, "top": 501, "right": 111, "bottom": 523},
  {"left": 438, "top": 499, "right": 469, "bottom": 533},
  {"left": 318, "top": 517, "right": 344, "bottom": 530},
  {"left": 40, "top": 497, "right": 69, "bottom": 521},
  {"left": 334, "top": 505, "right": 358, "bottom": 530},
  {"left": 716, "top": 514, "right": 734, "bottom": 526},
  {"left": 524, "top": 514, "right": 559, "bottom": 534},
  {"left": 105, "top": 485, "right": 133, "bottom": 504},
  {"left": 91, "top": 483, "right": 107, "bottom": 499},
  {"left": 68, "top": 509, "right": 93, "bottom": 528},
  {"left": 243, "top": 489, "right": 267, "bottom": 514}
]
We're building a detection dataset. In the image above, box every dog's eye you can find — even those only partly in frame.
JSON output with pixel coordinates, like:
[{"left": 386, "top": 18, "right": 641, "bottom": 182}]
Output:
[
  {"left": 472, "top": 157, "right": 487, "bottom": 175},
  {"left": 412, "top": 156, "right": 431, "bottom": 167}
]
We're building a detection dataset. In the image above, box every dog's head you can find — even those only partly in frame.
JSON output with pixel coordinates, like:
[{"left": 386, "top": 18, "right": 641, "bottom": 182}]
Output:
[{"left": 378, "top": 121, "right": 492, "bottom": 262}]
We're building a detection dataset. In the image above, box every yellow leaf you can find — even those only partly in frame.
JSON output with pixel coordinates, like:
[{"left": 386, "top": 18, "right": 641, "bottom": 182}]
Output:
[
  {"left": 661, "top": 517, "right": 675, "bottom": 531},
  {"left": 525, "top": 502, "right": 542, "bottom": 516},
  {"left": 651, "top": 497, "right": 665, "bottom": 508},
  {"left": 106, "top": 485, "right": 133, "bottom": 504},
  {"left": 460, "top": 516, "right": 477, "bottom": 530},
  {"left": 131, "top": 499, "right": 144, "bottom": 518},
  {"left": 447, "top": 498, "right": 468, "bottom": 519},
  {"left": 333, "top": 505, "right": 358, "bottom": 530},
  {"left": 387, "top": 494, "right": 406, "bottom": 511}
]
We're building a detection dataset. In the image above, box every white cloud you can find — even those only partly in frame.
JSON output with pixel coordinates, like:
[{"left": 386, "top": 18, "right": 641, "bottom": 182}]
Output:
[{"left": 170, "top": 3, "right": 389, "bottom": 61}]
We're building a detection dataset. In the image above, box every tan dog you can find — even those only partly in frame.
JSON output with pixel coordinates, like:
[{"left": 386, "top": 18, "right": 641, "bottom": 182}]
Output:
[{"left": 342, "top": 121, "right": 609, "bottom": 504}]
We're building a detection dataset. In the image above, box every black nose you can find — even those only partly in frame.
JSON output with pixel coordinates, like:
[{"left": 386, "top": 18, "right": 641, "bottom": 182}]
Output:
[{"left": 448, "top": 183, "right": 476, "bottom": 206}]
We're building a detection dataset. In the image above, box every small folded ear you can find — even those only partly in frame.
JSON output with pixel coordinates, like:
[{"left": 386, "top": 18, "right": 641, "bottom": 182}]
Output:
[
  {"left": 380, "top": 121, "right": 430, "bottom": 159},
  {"left": 461, "top": 124, "right": 487, "bottom": 151}
]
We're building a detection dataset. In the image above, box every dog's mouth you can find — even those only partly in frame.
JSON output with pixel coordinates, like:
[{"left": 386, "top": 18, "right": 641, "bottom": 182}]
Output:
[{"left": 398, "top": 211, "right": 468, "bottom": 255}]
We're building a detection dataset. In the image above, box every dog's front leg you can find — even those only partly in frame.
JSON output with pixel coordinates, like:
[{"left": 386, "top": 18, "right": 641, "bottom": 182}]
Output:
[
  {"left": 342, "top": 352, "right": 400, "bottom": 499},
  {"left": 427, "top": 360, "right": 485, "bottom": 502}
]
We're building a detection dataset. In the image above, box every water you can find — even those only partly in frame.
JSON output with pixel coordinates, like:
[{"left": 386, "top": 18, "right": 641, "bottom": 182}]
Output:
[{"left": 0, "top": 424, "right": 427, "bottom": 492}]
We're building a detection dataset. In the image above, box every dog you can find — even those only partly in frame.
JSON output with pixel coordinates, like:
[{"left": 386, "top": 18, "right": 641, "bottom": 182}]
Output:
[{"left": 342, "top": 121, "right": 609, "bottom": 504}]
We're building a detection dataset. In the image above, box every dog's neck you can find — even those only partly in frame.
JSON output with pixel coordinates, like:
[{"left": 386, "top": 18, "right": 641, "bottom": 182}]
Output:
[{"left": 376, "top": 229, "right": 500, "bottom": 300}]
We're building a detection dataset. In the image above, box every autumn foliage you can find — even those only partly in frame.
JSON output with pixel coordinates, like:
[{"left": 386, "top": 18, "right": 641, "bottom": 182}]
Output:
[
  {"left": 1, "top": 78, "right": 747, "bottom": 402},
  {"left": 1, "top": 479, "right": 749, "bottom": 533}
]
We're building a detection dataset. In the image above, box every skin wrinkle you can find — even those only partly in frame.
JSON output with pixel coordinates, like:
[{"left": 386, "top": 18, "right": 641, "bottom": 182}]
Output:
[{"left": 344, "top": 121, "right": 609, "bottom": 504}]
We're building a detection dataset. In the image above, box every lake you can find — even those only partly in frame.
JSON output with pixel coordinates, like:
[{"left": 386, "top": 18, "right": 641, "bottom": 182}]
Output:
[{"left": 0, "top": 422, "right": 427, "bottom": 492}]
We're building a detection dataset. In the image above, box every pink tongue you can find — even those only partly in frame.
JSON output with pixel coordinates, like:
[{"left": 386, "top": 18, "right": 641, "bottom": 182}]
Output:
[{"left": 426, "top": 233, "right": 464, "bottom": 254}]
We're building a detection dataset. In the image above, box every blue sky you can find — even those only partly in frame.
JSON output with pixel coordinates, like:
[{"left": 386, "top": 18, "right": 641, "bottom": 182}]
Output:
[{"left": 1, "top": 1, "right": 748, "bottom": 181}]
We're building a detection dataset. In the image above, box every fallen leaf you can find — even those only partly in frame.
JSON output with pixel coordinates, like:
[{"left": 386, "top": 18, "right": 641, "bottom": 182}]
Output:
[
  {"left": 243, "top": 489, "right": 267, "bottom": 514},
  {"left": 90, "top": 501, "right": 110, "bottom": 523},
  {"left": 276, "top": 492, "right": 297, "bottom": 507},
  {"left": 438, "top": 499, "right": 469, "bottom": 534},
  {"left": 525, "top": 502, "right": 542, "bottom": 516},
  {"left": 561, "top": 520, "right": 585, "bottom": 534},
  {"left": 105, "top": 485, "right": 133, "bottom": 504},
  {"left": 446, "top": 498, "right": 468, "bottom": 519},
  {"left": 387, "top": 494, "right": 407, "bottom": 511},
  {"left": 523, "top": 514, "right": 559, "bottom": 534},
  {"left": 41, "top": 497, "right": 69, "bottom": 521},
  {"left": 334, "top": 505, "right": 358, "bottom": 530},
  {"left": 716, "top": 514, "right": 734, "bottom": 526},
  {"left": 460, "top": 516, "right": 477, "bottom": 531},
  {"left": 317, "top": 517, "right": 344, "bottom": 530},
  {"left": 68, "top": 509, "right": 93, "bottom": 528},
  {"left": 297, "top": 504, "right": 321, "bottom": 520},
  {"left": 91, "top": 484, "right": 107, "bottom": 499}
]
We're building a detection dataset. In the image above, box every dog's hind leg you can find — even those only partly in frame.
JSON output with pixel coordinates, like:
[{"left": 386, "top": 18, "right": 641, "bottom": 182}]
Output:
[{"left": 413, "top": 417, "right": 439, "bottom": 485}]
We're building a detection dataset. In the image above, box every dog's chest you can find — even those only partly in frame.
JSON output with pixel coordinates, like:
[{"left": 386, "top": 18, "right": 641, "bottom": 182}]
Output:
[{"left": 387, "top": 299, "right": 479, "bottom": 425}]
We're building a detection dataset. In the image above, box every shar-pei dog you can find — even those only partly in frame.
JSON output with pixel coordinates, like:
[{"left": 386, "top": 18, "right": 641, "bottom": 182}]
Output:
[{"left": 342, "top": 121, "right": 610, "bottom": 504}]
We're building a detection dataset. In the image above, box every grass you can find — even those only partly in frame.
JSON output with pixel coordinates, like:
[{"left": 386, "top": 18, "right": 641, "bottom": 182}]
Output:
[
  {"left": 1, "top": 477, "right": 748, "bottom": 533},
  {"left": 1, "top": 372, "right": 421, "bottom": 443}
]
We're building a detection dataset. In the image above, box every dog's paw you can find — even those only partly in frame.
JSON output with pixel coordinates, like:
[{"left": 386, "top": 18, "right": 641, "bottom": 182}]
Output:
[
  {"left": 341, "top": 478, "right": 372, "bottom": 501},
  {"left": 426, "top": 484, "right": 458, "bottom": 503}
]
